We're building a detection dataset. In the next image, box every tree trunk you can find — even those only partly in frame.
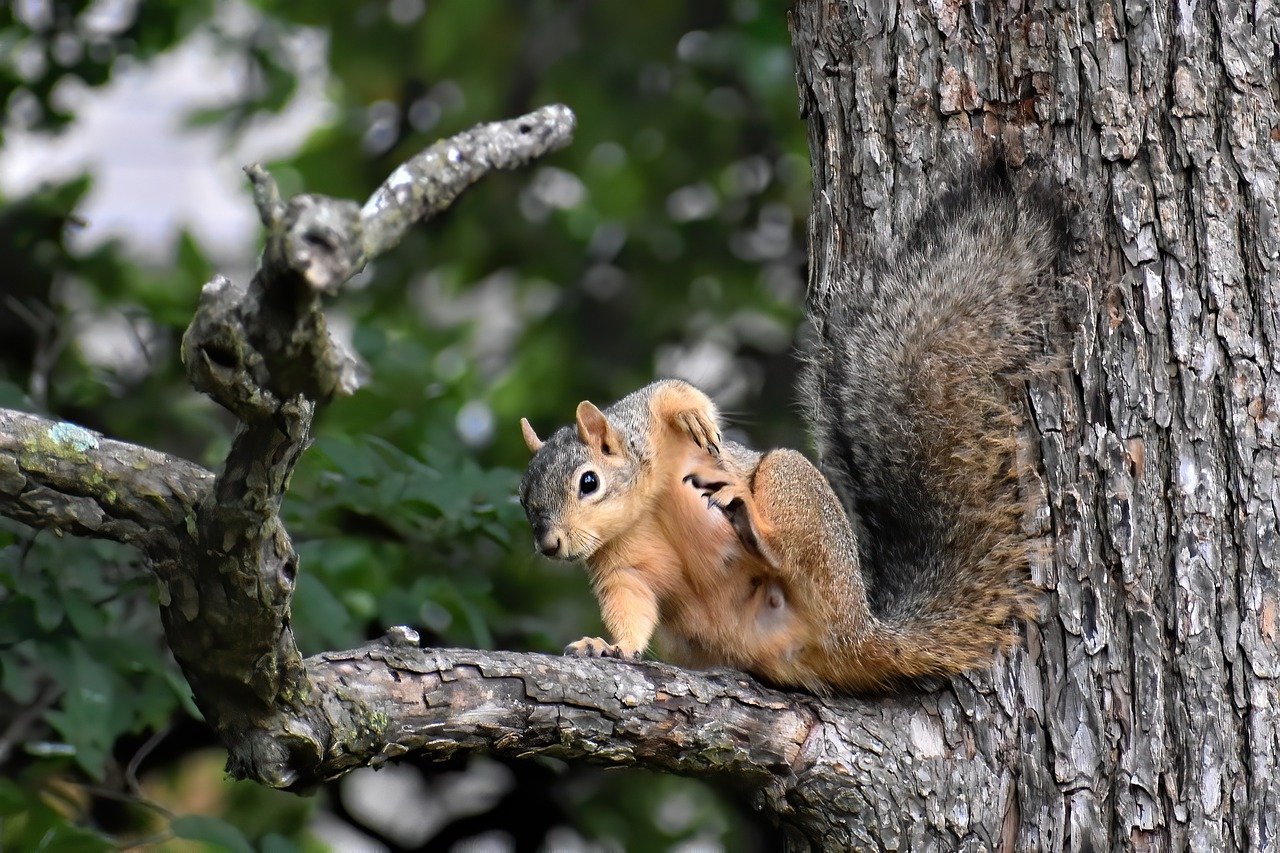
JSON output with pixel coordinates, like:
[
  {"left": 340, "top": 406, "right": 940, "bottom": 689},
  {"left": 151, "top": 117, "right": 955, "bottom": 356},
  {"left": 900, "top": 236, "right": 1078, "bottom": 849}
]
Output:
[{"left": 790, "top": 0, "right": 1279, "bottom": 849}]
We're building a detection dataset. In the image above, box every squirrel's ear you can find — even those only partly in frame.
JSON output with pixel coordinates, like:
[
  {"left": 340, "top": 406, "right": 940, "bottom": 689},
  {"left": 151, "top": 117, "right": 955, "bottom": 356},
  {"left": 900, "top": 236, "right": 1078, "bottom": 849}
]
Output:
[
  {"left": 519, "top": 418, "right": 544, "bottom": 454},
  {"left": 576, "top": 401, "right": 622, "bottom": 456}
]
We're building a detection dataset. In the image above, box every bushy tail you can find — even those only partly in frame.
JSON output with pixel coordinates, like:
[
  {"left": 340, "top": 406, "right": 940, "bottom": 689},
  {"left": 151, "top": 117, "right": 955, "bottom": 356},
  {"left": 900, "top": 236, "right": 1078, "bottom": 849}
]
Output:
[{"left": 798, "top": 164, "right": 1066, "bottom": 668}]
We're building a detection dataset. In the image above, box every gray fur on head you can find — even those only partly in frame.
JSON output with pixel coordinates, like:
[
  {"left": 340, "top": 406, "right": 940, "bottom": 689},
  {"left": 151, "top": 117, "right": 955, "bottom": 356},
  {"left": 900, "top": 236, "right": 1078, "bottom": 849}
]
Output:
[{"left": 519, "top": 425, "right": 588, "bottom": 526}]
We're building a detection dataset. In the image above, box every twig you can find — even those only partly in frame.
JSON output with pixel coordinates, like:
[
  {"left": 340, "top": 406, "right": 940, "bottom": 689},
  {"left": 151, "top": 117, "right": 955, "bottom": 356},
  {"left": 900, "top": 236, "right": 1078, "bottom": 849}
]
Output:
[
  {"left": 71, "top": 783, "right": 175, "bottom": 821},
  {"left": 0, "top": 682, "right": 62, "bottom": 765},
  {"left": 4, "top": 295, "right": 67, "bottom": 411},
  {"left": 125, "top": 726, "right": 172, "bottom": 797}
]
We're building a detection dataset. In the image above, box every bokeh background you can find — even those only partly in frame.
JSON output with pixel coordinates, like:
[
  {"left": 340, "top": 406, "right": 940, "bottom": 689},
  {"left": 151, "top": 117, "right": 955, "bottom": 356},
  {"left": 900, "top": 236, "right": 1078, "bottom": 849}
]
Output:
[{"left": 0, "top": 1, "right": 811, "bottom": 849}]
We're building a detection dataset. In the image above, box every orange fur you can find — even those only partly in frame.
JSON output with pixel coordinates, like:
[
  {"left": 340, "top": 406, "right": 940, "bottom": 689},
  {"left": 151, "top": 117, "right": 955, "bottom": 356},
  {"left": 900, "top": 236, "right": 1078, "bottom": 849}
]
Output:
[
  {"left": 579, "top": 405, "right": 1029, "bottom": 695},
  {"left": 544, "top": 382, "right": 923, "bottom": 691},
  {"left": 572, "top": 386, "right": 840, "bottom": 688},
  {"left": 579, "top": 383, "right": 744, "bottom": 658}
]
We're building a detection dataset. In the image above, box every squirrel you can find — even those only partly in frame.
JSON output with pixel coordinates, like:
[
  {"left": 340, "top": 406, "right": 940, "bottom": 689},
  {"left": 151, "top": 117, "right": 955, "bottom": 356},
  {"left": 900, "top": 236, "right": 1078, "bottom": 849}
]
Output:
[{"left": 517, "top": 165, "right": 1065, "bottom": 694}]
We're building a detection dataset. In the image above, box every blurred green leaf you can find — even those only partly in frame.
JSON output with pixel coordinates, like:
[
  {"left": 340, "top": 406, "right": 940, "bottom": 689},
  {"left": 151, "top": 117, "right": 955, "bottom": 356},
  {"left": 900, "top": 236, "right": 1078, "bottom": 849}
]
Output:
[
  {"left": 61, "top": 590, "right": 106, "bottom": 638},
  {"left": 291, "top": 572, "right": 358, "bottom": 654},
  {"left": 171, "top": 815, "right": 255, "bottom": 853},
  {"left": 43, "top": 644, "right": 120, "bottom": 777},
  {"left": 0, "top": 779, "right": 26, "bottom": 815},
  {"left": 0, "top": 649, "right": 38, "bottom": 703}
]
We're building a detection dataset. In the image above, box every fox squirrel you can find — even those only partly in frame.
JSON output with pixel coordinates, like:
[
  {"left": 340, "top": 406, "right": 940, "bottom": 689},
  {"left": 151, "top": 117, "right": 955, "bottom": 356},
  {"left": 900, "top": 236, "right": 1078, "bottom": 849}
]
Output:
[{"left": 518, "top": 166, "right": 1065, "bottom": 694}]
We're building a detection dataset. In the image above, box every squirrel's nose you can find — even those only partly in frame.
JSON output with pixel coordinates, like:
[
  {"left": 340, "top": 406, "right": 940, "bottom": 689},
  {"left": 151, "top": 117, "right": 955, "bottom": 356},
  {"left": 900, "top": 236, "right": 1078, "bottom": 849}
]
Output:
[
  {"left": 536, "top": 533, "right": 563, "bottom": 557},
  {"left": 532, "top": 520, "right": 564, "bottom": 557}
]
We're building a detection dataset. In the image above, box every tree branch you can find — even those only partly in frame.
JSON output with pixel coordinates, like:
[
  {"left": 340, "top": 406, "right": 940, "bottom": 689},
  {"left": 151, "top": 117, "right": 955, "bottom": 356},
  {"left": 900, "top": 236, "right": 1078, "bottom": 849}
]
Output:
[
  {"left": 1, "top": 106, "right": 578, "bottom": 765},
  {"left": 359, "top": 104, "right": 576, "bottom": 259},
  {"left": 240, "top": 638, "right": 1009, "bottom": 851},
  {"left": 0, "top": 408, "right": 212, "bottom": 550},
  {"left": 234, "top": 636, "right": 816, "bottom": 795}
]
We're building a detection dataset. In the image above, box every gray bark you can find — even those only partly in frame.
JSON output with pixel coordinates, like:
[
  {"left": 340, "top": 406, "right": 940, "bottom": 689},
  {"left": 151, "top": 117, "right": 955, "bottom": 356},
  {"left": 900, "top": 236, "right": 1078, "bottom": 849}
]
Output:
[
  {"left": 790, "top": 0, "right": 1279, "bottom": 849},
  {"left": 0, "top": 2, "right": 1276, "bottom": 848}
]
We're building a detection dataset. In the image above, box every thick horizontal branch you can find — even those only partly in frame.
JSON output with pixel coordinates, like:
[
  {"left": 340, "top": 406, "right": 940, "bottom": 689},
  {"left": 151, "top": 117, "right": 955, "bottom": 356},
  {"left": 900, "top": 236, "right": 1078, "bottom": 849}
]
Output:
[
  {"left": 223, "top": 639, "right": 1007, "bottom": 849},
  {"left": 307, "top": 644, "right": 813, "bottom": 785},
  {"left": 233, "top": 639, "right": 813, "bottom": 800},
  {"left": 0, "top": 408, "right": 213, "bottom": 549}
]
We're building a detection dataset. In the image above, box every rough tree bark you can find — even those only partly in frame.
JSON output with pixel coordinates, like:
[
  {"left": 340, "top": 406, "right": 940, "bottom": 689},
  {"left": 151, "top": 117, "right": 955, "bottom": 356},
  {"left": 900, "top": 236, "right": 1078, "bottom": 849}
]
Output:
[
  {"left": 1, "top": 2, "right": 1277, "bottom": 850},
  {"left": 791, "top": 0, "right": 1279, "bottom": 848}
]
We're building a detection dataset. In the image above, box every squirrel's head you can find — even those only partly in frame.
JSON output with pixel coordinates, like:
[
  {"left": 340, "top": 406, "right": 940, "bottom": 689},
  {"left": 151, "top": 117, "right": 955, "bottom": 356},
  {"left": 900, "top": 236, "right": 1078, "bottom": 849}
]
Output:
[{"left": 517, "top": 402, "right": 640, "bottom": 562}]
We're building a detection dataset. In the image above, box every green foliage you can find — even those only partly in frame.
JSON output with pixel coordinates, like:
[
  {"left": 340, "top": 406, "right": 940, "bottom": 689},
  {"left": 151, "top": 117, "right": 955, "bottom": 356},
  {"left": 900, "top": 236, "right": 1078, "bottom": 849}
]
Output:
[
  {"left": 171, "top": 814, "right": 255, "bottom": 852},
  {"left": 0, "top": 532, "right": 193, "bottom": 779},
  {"left": 1, "top": 0, "right": 803, "bottom": 848},
  {"left": 0, "top": 777, "right": 114, "bottom": 851},
  {"left": 287, "top": 431, "right": 527, "bottom": 654}
]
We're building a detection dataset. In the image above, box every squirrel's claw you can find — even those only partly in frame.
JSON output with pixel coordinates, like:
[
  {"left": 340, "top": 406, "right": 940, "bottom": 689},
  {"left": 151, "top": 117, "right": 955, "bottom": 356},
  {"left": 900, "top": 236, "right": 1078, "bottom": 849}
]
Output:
[
  {"left": 686, "top": 476, "right": 762, "bottom": 558},
  {"left": 564, "top": 636, "right": 641, "bottom": 661},
  {"left": 683, "top": 471, "right": 728, "bottom": 493},
  {"left": 675, "top": 411, "right": 721, "bottom": 457}
]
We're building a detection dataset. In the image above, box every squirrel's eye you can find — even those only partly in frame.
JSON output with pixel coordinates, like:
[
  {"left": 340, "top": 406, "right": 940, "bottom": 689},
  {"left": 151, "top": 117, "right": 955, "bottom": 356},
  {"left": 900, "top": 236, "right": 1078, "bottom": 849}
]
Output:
[{"left": 579, "top": 471, "right": 599, "bottom": 496}]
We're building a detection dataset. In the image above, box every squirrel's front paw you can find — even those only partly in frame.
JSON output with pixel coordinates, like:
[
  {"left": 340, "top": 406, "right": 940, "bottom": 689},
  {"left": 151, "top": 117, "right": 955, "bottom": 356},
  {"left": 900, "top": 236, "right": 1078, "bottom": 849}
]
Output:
[
  {"left": 675, "top": 411, "right": 721, "bottom": 457},
  {"left": 564, "top": 637, "right": 641, "bottom": 660}
]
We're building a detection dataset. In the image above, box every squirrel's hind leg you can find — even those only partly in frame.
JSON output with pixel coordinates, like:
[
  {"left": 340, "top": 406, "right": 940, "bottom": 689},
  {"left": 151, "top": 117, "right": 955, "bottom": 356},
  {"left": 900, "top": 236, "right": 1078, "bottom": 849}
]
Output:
[{"left": 683, "top": 468, "right": 777, "bottom": 567}]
